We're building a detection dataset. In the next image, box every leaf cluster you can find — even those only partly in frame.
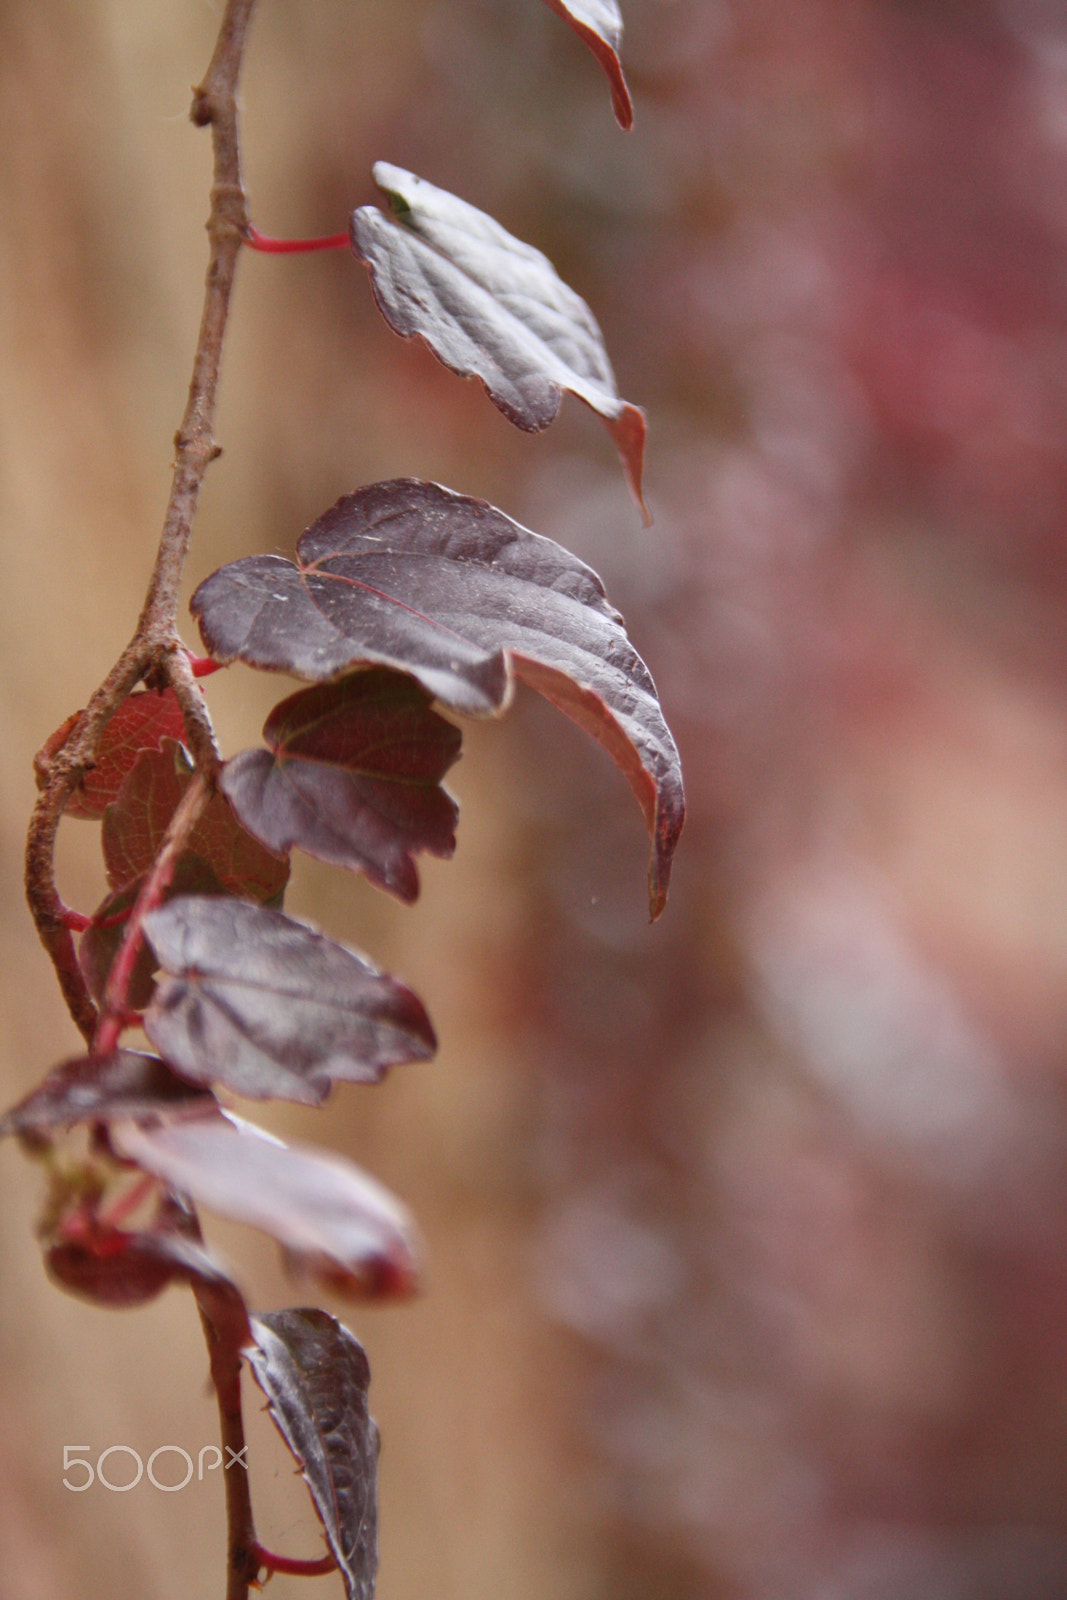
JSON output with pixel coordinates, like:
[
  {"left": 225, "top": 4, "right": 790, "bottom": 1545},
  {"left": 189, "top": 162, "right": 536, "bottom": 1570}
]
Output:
[{"left": 7, "top": 4, "right": 683, "bottom": 1595}]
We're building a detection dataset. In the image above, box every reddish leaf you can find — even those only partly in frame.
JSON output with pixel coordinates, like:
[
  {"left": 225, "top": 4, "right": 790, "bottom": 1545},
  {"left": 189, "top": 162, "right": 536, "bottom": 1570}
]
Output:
[
  {"left": 192, "top": 480, "right": 684, "bottom": 917},
  {"left": 102, "top": 739, "right": 289, "bottom": 902},
  {"left": 34, "top": 691, "right": 188, "bottom": 821},
  {"left": 109, "top": 1107, "right": 421, "bottom": 1299},
  {"left": 141, "top": 896, "right": 436, "bottom": 1106},
  {"left": 350, "top": 164, "right": 647, "bottom": 514},
  {"left": 247, "top": 1309, "right": 379, "bottom": 1600},
  {"left": 75, "top": 692, "right": 188, "bottom": 820},
  {"left": 541, "top": 0, "right": 633, "bottom": 129},
  {"left": 79, "top": 855, "right": 232, "bottom": 1009},
  {"left": 0, "top": 1051, "right": 213, "bottom": 1139},
  {"left": 47, "top": 1229, "right": 242, "bottom": 1314},
  {"left": 221, "top": 670, "right": 460, "bottom": 903}
]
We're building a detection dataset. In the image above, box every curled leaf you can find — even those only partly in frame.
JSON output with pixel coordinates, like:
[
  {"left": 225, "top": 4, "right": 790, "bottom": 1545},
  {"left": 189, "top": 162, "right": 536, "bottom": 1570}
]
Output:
[
  {"left": 109, "top": 1108, "right": 421, "bottom": 1300},
  {"left": 248, "top": 1309, "right": 379, "bottom": 1600},
  {"left": 220, "top": 669, "right": 461, "bottom": 902},
  {"left": 47, "top": 1229, "right": 243, "bottom": 1315},
  {"left": 350, "top": 164, "right": 647, "bottom": 514},
  {"left": 541, "top": 0, "right": 633, "bottom": 129},
  {"left": 192, "top": 480, "right": 684, "bottom": 916},
  {"left": 142, "top": 896, "right": 436, "bottom": 1106}
]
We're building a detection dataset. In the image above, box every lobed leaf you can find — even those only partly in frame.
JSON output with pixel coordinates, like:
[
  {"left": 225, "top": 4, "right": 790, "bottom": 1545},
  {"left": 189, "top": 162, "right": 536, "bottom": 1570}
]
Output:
[
  {"left": 0, "top": 1051, "right": 213, "bottom": 1139},
  {"left": 35, "top": 690, "right": 187, "bottom": 821},
  {"left": 220, "top": 670, "right": 460, "bottom": 903},
  {"left": 247, "top": 1309, "right": 379, "bottom": 1600},
  {"left": 102, "top": 740, "right": 290, "bottom": 902},
  {"left": 192, "top": 480, "right": 684, "bottom": 916},
  {"left": 350, "top": 164, "right": 647, "bottom": 514},
  {"left": 109, "top": 1107, "right": 421, "bottom": 1299},
  {"left": 141, "top": 895, "right": 436, "bottom": 1106},
  {"left": 540, "top": 0, "right": 633, "bottom": 129}
]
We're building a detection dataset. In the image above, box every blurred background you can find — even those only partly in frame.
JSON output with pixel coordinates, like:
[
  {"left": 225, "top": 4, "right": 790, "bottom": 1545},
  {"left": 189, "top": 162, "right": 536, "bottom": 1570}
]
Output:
[{"left": 5, "top": 0, "right": 1067, "bottom": 1595}]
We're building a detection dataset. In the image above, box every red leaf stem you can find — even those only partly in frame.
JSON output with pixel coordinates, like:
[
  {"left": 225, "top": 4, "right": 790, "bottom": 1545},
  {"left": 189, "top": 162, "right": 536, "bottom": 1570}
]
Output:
[
  {"left": 94, "top": 765, "right": 215, "bottom": 1055},
  {"left": 245, "top": 225, "right": 349, "bottom": 254},
  {"left": 251, "top": 1545, "right": 339, "bottom": 1579},
  {"left": 187, "top": 654, "right": 225, "bottom": 679}
]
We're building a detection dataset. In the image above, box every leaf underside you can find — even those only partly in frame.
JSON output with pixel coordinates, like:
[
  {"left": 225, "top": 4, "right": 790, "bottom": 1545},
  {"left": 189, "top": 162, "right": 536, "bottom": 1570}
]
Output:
[
  {"left": 43, "top": 691, "right": 188, "bottom": 821},
  {"left": 248, "top": 1309, "right": 379, "bottom": 1600},
  {"left": 192, "top": 479, "right": 684, "bottom": 916},
  {"left": 108, "top": 1107, "right": 420, "bottom": 1300},
  {"left": 350, "top": 164, "right": 647, "bottom": 515},
  {"left": 142, "top": 896, "right": 436, "bottom": 1106},
  {"left": 541, "top": 0, "right": 633, "bottom": 128},
  {"left": 220, "top": 669, "right": 461, "bottom": 903},
  {"left": 102, "top": 740, "right": 289, "bottom": 902}
]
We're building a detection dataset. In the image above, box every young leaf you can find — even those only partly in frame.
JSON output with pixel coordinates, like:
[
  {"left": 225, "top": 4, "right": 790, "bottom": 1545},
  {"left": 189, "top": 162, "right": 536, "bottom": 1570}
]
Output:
[
  {"left": 192, "top": 480, "right": 685, "bottom": 916},
  {"left": 349, "top": 164, "right": 647, "bottom": 514},
  {"left": 540, "top": 0, "right": 634, "bottom": 129},
  {"left": 102, "top": 739, "right": 289, "bottom": 901},
  {"left": 0, "top": 1051, "right": 214, "bottom": 1139},
  {"left": 35, "top": 690, "right": 187, "bottom": 820},
  {"left": 220, "top": 670, "right": 461, "bottom": 903},
  {"left": 47, "top": 1230, "right": 244, "bottom": 1315},
  {"left": 108, "top": 1107, "right": 421, "bottom": 1299},
  {"left": 141, "top": 895, "right": 436, "bottom": 1106},
  {"left": 247, "top": 1309, "right": 379, "bottom": 1600}
]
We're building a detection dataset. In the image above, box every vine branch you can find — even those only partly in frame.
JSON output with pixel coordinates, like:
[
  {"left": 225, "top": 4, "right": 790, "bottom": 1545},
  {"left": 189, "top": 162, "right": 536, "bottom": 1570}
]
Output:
[{"left": 24, "top": 0, "right": 255, "bottom": 1041}]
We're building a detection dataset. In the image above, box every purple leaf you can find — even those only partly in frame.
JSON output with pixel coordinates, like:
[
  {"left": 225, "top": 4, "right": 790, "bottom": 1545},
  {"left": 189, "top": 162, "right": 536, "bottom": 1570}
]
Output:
[
  {"left": 109, "top": 1107, "right": 421, "bottom": 1300},
  {"left": 0, "top": 1051, "right": 214, "bottom": 1139},
  {"left": 142, "top": 896, "right": 436, "bottom": 1106},
  {"left": 192, "top": 480, "right": 684, "bottom": 916},
  {"left": 220, "top": 670, "right": 461, "bottom": 903},
  {"left": 541, "top": 0, "right": 633, "bottom": 129},
  {"left": 247, "top": 1309, "right": 379, "bottom": 1600},
  {"left": 350, "top": 164, "right": 647, "bottom": 514}
]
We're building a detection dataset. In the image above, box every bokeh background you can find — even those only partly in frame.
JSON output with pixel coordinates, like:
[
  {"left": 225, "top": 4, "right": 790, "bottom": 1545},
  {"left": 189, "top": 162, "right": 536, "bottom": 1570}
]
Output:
[{"left": 5, "top": 0, "right": 1067, "bottom": 1595}]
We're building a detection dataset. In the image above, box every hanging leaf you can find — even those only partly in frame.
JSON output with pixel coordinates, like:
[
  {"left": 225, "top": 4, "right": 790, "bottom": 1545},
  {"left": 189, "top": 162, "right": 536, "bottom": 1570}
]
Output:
[
  {"left": 47, "top": 1229, "right": 243, "bottom": 1315},
  {"left": 350, "top": 164, "right": 647, "bottom": 515},
  {"left": 35, "top": 691, "right": 187, "bottom": 821},
  {"left": 540, "top": 0, "right": 633, "bottom": 129},
  {"left": 102, "top": 739, "right": 289, "bottom": 902},
  {"left": 141, "top": 896, "right": 436, "bottom": 1106},
  {"left": 192, "top": 480, "right": 684, "bottom": 917},
  {"left": 248, "top": 1309, "right": 379, "bottom": 1600},
  {"left": 0, "top": 1051, "right": 214, "bottom": 1140},
  {"left": 221, "top": 670, "right": 461, "bottom": 903},
  {"left": 109, "top": 1107, "right": 421, "bottom": 1299}
]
